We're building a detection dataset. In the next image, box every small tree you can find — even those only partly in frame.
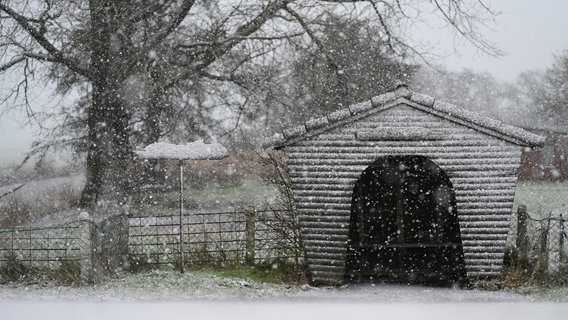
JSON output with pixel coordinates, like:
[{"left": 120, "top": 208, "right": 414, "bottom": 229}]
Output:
[{"left": 257, "top": 150, "right": 305, "bottom": 277}]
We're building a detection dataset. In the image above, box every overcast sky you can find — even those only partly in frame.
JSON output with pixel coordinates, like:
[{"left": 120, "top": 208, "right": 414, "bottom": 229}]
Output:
[
  {"left": 1, "top": 0, "right": 568, "bottom": 166},
  {"left": 438, "top": 0, "right": 568, "bottom": 82}
]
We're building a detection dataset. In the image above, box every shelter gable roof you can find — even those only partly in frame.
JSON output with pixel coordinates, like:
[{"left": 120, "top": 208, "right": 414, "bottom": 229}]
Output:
[{"left": 264, "top": 86, "right": 546, "bottom": 149}]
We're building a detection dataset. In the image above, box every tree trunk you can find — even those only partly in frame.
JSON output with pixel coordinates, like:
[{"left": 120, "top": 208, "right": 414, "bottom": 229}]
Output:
[
  {"left": 80, "top": 76, "right": 132, "bottom": 207},
  {"left": 80, "top": 1, "right": 132, "bottom": 207},
  {"left": 136, "top": 77, "right": 167, "bottom": 189}
]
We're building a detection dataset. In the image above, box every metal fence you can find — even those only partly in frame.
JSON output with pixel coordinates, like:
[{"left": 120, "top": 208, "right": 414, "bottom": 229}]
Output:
[
  {"left": 515, "top": 205, "right": 567, "bottom": 274},
  {"left": 128, "top": 208, "right": 300, "bottom": 269},
  {"left": 0, "top": 207, "right": 300, "bottom": 282},
  {"left": 0, "top": 219, "right": 94, "bottom": 281}
]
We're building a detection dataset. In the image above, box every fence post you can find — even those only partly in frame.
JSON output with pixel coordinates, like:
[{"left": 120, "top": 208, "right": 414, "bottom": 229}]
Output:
[
  {"left": 561, "top": 213, "right": 565, "bottom": 263},
  {"left": 78, "top": 213, "right": 94, "bottom": 283},
  {"left": 537, "top": 208, "right": 550, "bottom": 273},
  {"left": 245, "top": 207, "right": 255, "bottom": 265},
  {"left": 516, "top": 205, "right": 528, "bottom": 264},
  {"left": 120, "top": 212, "right": 130, "bottom": 271},
  {"left": 547, "top": 210, "right": 561, "bottom": 274}
]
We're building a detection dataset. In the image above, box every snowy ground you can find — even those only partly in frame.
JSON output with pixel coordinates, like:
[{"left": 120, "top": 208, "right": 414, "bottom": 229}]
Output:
[
  {"left": 1, "top": 270, "right": 568, "bottom": 320},
  {"left": 4, "top": 301, "right": 568, "bottom": 320}
]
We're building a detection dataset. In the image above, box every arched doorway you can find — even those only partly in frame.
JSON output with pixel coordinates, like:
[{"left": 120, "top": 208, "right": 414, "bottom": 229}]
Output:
[{"left": 345, "top": 155, "right": 467, "bottom": 285}]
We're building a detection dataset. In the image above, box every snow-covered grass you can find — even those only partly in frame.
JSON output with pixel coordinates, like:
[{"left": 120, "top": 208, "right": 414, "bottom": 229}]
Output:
[
  {"left": 0, "top": 175, "right": 84, "bottom": 226},
  {"left": 0, "top": 268, "right": 561, "bottom": 303},
  {"left": 508, "top": 180, "right": 568, "bottom": 246},
  {"left": 513, "top": 180, "right": 568, "bottom": 214},
  {"left": 185, "top": 179, "right": 276, "bottom": 205},
  {"left": 133, "top": 178, "right": 277, "bottom": 215},
  {"left": 509, "top": 180, "right": 568, "bottom": 260},
  {"left": 0, "top": 174, "right": 275, "bottom": 226}
]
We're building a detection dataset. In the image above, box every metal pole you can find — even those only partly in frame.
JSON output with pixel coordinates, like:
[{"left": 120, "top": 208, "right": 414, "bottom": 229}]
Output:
[{"left": 179, "top": 159, "right": 184, "bottom": 273}]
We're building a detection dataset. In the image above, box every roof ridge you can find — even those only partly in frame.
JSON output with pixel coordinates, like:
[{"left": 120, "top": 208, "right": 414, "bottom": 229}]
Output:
[
  {"left": 262, "top": 91, "right": 398, "bottom": 148},
  {"left": 263, "top": 88, "right": 545, "bottom": 148},
  {"left": 412, "top": 94, "right": 546, "bottom": 146}
]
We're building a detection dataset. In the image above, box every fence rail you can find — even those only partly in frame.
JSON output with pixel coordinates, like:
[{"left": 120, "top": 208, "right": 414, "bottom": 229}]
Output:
[
  {"left": 0, "top": 207, "right": 299, "bottom": 282},
  {"left": 127, "top": 208, "right": 297, "bottom": 269},
  {"left": 0, "top": 219, "right": 94, "bottom": 281}
]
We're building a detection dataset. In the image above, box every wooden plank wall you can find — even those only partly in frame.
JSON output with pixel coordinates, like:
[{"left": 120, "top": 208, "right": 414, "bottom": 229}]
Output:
[{"left": 286, "top": 103, "right": 522, "bottom": 285}]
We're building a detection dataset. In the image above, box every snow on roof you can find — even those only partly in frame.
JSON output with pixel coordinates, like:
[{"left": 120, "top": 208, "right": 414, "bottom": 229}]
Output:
[
  {"left": 136, "top": 140, "right": 228, "bottom": 160},
  {"left": 264, "top": 86, "right": 546, "bottom": 148}
]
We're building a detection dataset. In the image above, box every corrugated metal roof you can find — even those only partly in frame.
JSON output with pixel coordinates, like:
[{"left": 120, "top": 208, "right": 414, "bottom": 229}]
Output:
[{"left": 264, "top": 86, "right": 546, "bottom": 148}]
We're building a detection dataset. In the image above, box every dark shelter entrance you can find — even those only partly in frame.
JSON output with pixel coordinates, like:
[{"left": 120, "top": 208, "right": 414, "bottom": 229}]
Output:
[{"left": 345, "top": 155, "right": 467, "bottom": 285}]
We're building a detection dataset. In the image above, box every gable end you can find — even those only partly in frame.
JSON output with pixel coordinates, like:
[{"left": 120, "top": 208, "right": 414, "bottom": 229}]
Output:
[{"left": 264, "top": 88, "right": 545, "bottom": 149}]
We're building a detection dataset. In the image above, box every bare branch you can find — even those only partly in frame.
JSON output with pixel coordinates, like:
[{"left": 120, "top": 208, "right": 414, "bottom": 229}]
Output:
[
  {"left": 367, "top": 1, "right": 397, "bottom": 54},
  {"left": 432, "top": 0, "right": 503, "bottom": 56},
  {"left": 0, "top": 183, "right": 25, "bottom": 200},
  {"left": 316, "top": 0, "right": 367, "bottom": 2},
  {"left": 0, "top": 56, "right": 25, "bottom": 72},
  {"left": 176, "top": 32, "right": 303, "bottom": 51},
  {"left": 284, "top": 7, "right": 325, "bottom": 50},
  {"left": 146, "top": 0, "right": 196, "bottom": 48},
  {"left": 162, "top": 0, "right": 291, "bottom": 91},
  {"left": 0, "top": 3, "right": 90, "bottom": 79}
]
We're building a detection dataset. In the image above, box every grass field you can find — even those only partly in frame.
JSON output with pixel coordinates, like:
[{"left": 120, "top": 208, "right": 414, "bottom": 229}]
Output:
[{"left": 513, "top": 180, "right": 568, "bottom": 215}]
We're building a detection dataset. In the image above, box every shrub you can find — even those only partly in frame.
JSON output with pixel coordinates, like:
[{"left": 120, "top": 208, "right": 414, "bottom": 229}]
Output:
[
  {"left": 55, "top": 260, "right": 81, "bottom": 285},
  {"left": 0, "top": 252, "right": 82, "bottom": 285},
  {"left": 0, "top": 252, "right": 29, "bottom": 283}
]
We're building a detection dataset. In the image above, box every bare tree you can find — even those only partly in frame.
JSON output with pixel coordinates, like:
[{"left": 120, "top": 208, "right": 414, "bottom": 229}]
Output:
[
  {"left": 0, "top": 1, "right": 500, "bottom": 208},
  {"left": 411, "top": 67, "right": 530, "bottom": 125},
  {"left": 280, "top": 13, "right": 418, "bottom": 125},
  {"left": 516, "top": 51, "right": 568, "bottom": 127}
]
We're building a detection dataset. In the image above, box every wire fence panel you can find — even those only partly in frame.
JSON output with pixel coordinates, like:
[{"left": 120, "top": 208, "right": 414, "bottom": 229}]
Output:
[
  {"left": 128, "top": 215, "right": 180, "bottom": 266},
  {"left": 127, "top": 209, "right": 297, "bottom": 269},
  {"left": 0, "top": 221, "right": 88, "bottom": 271},
  {"left": 546, "top": 211, "right": 563, "bottom": 273},
  {"left": 517, "top": 205, "right": 567, "bottom": 273}
]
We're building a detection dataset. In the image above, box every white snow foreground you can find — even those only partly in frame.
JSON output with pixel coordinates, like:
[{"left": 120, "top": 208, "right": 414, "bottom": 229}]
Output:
[
  {"left": 1, "top": 270, "right": 568, "bottom": 320},
  {"left": 136, "top": 140, "right": 228, "bottom": 160},
  {"left": 3, "top": 301, "right": 567, "bottom": 320}
]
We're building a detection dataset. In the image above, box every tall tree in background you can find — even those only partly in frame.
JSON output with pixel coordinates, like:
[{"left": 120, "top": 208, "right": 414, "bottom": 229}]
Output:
[
  {"left": 0, "top": 1, "right": 501, "bottom": 208},
  {"left": 282, "top": 14, "right": 418, "bottom": 124},
  {"left": 516, "top": 51, "right": 568, "bottom": 127},
  {"left": 411, "top": 68, "right": 527, "bottom": 125}
]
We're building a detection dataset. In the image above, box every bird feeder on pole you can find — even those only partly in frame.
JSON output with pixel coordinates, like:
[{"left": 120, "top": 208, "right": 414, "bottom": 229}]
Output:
[{"left": 136, "top": 140, "right": 229, "bottom": 273}]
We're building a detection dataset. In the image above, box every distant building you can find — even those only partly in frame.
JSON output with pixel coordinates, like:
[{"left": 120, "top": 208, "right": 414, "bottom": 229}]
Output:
[{"left": 519, "top": 128, "right": 568, "bottom": 181}]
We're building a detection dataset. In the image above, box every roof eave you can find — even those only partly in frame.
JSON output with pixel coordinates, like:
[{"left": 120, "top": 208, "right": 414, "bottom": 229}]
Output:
[{"left": 264, "top": 87, "right": 546, "bottom": 149}]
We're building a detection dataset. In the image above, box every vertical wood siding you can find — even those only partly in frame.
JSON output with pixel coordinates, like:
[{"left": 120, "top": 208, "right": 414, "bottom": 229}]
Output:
[{"left": 286, "top": 103, "right": 523, "bottom": 285}]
